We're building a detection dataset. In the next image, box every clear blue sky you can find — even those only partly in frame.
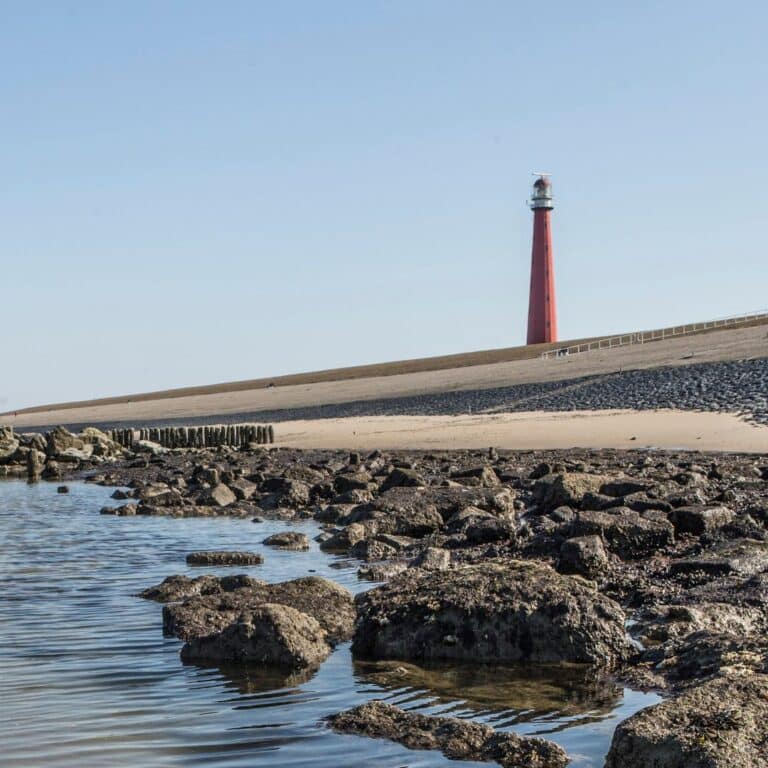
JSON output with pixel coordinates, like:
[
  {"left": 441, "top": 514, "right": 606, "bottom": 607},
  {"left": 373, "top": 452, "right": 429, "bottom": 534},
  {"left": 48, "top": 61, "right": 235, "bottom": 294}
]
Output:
[{"left": 2, "top": 1, "right": 766, "bottom": 410}]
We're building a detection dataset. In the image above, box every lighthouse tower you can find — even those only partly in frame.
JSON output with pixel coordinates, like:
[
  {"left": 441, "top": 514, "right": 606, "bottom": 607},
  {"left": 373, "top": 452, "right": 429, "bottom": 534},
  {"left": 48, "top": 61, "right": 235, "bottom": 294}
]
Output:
[{"left": 526, "top": 175, "right": 558, "bottom": 344}]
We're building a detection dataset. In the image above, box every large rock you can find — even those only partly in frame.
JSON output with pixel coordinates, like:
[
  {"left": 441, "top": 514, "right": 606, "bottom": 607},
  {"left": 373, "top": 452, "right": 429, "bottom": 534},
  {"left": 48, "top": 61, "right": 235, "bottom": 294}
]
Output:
[
  {"left": 569, "top": 508, "right": 674, "bottom": 559},
  {"left": 26, "top": 448, "right": 46, "bottom": 478},
  {"left": 80, "top": 427, "right": 123, "bottom": 457},
  {"left": 669, "top": 505, "right": 734, "bottom": 535},
  {"left": 352, "top": 561, "right": 629, "bottom": 665},
  {"left": 180, "top": 603, "right": 331, "bottom": 667},
  {"left": 133, "top": 439, "right": 167, "bottom": 456},
  {"left": 379, "top": 467, "right": 425, "bottom": 492},
  {"left": 163, "top": 575, "right": 355, "bottom": 644},
  {"left": 327, "top": 701, "right": 568, "bottom": 768},
  {"left": 45, "top": 426, "right": 85, "bottom": 458},
  {"left": 451, "top": 465, "right": 501, "bottom": 487},
  {"left": 637, "top": 603, "right": 763, "bottom": 645},
  {"left": 653, "top": 630, "right": 768, "bottom": 687},
  {"left": 199, "top": 483, "right": 237, "bottom": 507},
  {"left": 605, "top": 675, "right": 768, "bottom": 767},
  {"left": 559, "top": 535, "right": 609, "bottom": 578},
  {"left": 669, "top": 539, "right": 768, "bottom": 577},
  {"left": 533, "top": 473, "right": 609, "bottom": 512},
  {"left": 228, "top": 477, "right": 258, "bottom": 501},
  {"left": 367, "top": 488, "right": 445, "bottom": 536},
  {"left": 0, "top": 427, "right": 20, "bottom": 464},
  {"left": 600, "top": 477, "right": 654, "bottom": 497}
]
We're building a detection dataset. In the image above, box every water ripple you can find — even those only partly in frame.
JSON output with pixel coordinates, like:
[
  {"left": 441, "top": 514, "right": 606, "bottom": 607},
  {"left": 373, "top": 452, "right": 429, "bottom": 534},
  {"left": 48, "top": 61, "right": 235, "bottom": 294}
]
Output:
[{"left": 0, "top": 480, "right": 659, "bottom": 767}]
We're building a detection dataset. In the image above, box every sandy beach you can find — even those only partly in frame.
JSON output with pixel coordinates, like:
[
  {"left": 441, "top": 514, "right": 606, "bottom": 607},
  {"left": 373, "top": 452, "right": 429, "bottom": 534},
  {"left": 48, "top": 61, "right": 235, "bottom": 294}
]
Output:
[{"left": 272, "top": 409, "right": 768, "bottom": 453}]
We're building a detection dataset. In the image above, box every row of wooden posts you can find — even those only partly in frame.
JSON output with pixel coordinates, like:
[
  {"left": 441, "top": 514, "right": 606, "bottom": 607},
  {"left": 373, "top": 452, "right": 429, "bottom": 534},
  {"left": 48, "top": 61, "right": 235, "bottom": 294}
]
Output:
[{"left": 108, "top": 423, "right": 275, "bottom": 449}]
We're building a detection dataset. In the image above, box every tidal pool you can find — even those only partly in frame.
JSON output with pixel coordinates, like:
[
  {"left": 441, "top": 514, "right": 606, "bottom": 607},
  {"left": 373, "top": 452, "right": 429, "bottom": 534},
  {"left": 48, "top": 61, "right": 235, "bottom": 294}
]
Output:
[{"left": 0, "top": 480, "right": 659, "bottom": 767}]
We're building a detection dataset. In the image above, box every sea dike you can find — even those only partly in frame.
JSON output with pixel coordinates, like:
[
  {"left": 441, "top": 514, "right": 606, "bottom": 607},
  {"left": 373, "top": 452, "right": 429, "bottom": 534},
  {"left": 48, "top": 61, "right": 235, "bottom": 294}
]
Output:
[{"left": 3, "top": 418, "right": 765, "bottom": 767}]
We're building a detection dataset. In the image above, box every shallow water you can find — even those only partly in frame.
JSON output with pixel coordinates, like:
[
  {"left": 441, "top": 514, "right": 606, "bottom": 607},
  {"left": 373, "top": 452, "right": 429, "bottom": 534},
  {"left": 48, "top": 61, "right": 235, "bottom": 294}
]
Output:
[{"left": 0, "top": 480, "right": 659, "bottom": 767}]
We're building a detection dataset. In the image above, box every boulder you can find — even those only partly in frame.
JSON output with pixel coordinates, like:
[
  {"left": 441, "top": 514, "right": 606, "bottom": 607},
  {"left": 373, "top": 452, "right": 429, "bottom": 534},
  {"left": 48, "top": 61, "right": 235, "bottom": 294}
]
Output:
[
  {"left": 637, "top": 603, "right": 763, "bottom": 645},
  {"left": 654, "top": 630, "right": 768, "bottom": 686},
  {"left": 138, "top": 484, "right": 183, "bottom": 507},
  {"left": 199, "top": 483, "right": 237, "bottom": 507},
  {"left": 133, "top": 439, "right": 167, "bottom": 456},
  {"left": 464, "top": 517, "right": 517, "bottom": 544},
  {"left": 444, "top": 505, "right": 496, "bottom": 532},
  {"left": 163, "top": 575, "right": 355, "bottom": 644},
  {"left": 669, "top": 539, "right": 768, "bottom": 577},
  {"left": 186, "top": 551, "right": 263, "bottom": 566},
  {"left": 319, "top": 521, "right": 376, "bottom": 553},
  {"left": 327, "top": 701, "right": 568, "bottom": 768},
  {"left": 353, "top": 561, "right": 629, "bottom": 665},
  {"left": 451, "top": 466, "right": 501, "bottom": 487},
  {"left": 0, "top": 427, "right": 20, "bottom": 464},
  {"left": 334, "top": 471, "right": 372, "bottom": 493},
  {"left": 194, "top": 466, "right": 220, "bottom": 485},
  {"left": 45, "top": 426, "right": 85, "bottom": 458},
  {"left": 348, "top": 538, "right": 398, "bottom": 562},
  {"left": 411, "top": 547, "right": 451, "bottom": 570},
  {"left": 569, "top": 508, "right": 674, "bottom": 559},
  {"left": 180, "top": 603, "right": 331, "bottom": 668},
  {"left": 56, "top": 446, "right": 94, "bottom": 463},
  {"left": 600, "top": 478, "right": 653, "bottom": 497},
  {"left": 379, "top": 467, "right": 425, "bottom": 492},
  {"left": 559, "top": 535, "right": 609, "bottom": 578},
  {"left": 228, "top": 477, "right": 258, "bottom": 501},
  {"left": 368, "top": 488, "right": 445, "bottom": 536},
  {"left": 532, "top": 473, "right": 609, "bottom": 512},
  {"left": 80, "top": 427, "right": 123, "bottom": 457},
  {"left": 669, "top": 505, "right": 734, "bottom": 535},
  {"left": 262, "top": 531, "right": 310, "bottom": 550},
  {"left": 26, "top": 448, "right": 46, "bottom": 478},
  {"left": 605, "top": 675, "right": 768, "bottom": 768}
]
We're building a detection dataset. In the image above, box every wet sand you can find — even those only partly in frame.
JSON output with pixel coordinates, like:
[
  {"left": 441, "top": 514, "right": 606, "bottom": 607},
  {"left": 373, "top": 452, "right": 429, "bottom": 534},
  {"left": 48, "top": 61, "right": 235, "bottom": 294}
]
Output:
[{"left": 272, "top": 410, "right": 768, "bottom": 453}]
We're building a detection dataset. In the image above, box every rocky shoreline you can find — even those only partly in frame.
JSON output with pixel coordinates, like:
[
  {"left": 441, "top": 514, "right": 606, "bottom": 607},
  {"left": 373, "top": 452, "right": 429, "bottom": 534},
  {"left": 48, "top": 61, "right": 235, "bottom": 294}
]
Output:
[{"left": 3, "top": 423, "right": 768, "bottom": 765}]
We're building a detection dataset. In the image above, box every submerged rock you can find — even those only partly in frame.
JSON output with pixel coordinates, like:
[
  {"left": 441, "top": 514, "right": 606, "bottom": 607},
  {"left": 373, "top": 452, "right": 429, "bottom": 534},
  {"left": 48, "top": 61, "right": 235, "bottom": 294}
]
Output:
[
  {"left": 353, "top": 561, "right": 629, "bottom": 665},
  {"left": 262, "top": 531, "right": 310, "bottom": 550},
  {"left": 139, "top": 573, "right": 261, "bottom": 602},
  {"left": 180, "top": 603, "right": 330, "bottom": 667},
  {"left": 605, "top": 675, "right": 768, "bottom": 767},
  {"left": 186, "top": 551, "right": 263, "bottom": 566},
  {"left": 327, "top": 700, "right": 568, "bottom": 768}
]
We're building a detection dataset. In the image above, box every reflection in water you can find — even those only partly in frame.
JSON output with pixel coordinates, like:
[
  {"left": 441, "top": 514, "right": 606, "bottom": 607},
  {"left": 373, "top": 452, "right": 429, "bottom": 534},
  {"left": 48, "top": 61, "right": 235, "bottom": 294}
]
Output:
[
  {"left": 190, "top": 660, "right": 321, "bottom": 695},
  {"left": 354, "top": 659, "right": 623, "bottom": 732},
  {"left": 0, "top": 480, "right": 659, "bottom": 768}
]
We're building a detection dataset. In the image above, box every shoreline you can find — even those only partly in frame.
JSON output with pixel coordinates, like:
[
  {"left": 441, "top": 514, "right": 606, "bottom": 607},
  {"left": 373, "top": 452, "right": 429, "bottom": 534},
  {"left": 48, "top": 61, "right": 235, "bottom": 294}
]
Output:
[
  {"left": 271, "top": 409, "right": 768, "bottom": 453},
  {"left": 2, "top": 423, "right": 767, "bottom": 766}
]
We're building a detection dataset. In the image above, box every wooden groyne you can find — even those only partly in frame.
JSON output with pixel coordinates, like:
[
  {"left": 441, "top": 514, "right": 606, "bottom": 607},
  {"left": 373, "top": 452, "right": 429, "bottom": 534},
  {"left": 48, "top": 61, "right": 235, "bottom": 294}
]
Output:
[{"left": 108, "top": 423, "right": 274, "bottom": 449}]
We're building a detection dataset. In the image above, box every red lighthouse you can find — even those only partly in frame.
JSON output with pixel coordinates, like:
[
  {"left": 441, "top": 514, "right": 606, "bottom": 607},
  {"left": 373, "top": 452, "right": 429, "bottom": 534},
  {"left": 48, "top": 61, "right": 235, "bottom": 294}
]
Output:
[{"left": 526, "top": 175, "right": 558, "bottom": 344}]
